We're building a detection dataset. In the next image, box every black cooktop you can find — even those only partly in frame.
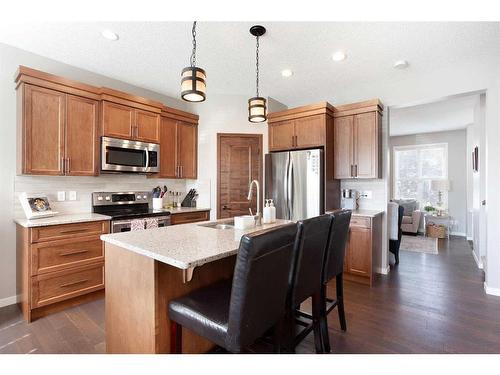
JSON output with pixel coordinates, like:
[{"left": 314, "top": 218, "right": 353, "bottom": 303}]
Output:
[{"left": 93, "top": 204, "right": 171, "bottom": 220}]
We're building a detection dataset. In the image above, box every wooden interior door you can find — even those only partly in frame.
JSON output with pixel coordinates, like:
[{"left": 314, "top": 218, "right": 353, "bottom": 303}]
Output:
[
  {"left": 217, "top": 134, "right": 263, "bottom": 219},
  {"left": 65, "top": 95, "right": 99, "bottom": 176},
  {"left": 333, "top": 115, "right": 354, "bottom": 179},
  {"left": 177, "top": 122, "right": 197, "bottom": 179},
  {"left": 347, "top": 226, "right": 371, "bottom": 277},
  {"left": 269, "top": 120, "right": 295, "bottom": 151},
  {"left": 24, "top": 85, "right": 66, "bottom": 175},
  {"left": 294, "top": 115, "right": 325, "bottom": 149},
  {"left": 135, "top": 110, "right": 160, "bottom": 143},
  {"left": 158, "top": 117, "right": 178, "bottom": 178},
  {"left": 353, "top": 112, "right": 378, "bottom": 178},
  {"left": 102, "top": 101, "right": 134, "bottom": 140}
]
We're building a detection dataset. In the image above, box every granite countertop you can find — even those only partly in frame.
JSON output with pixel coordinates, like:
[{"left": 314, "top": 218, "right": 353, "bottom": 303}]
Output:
[
  {"left": 326, "top": 209, "right": 384, "bottom": 218},
  {"left": 101, "top": 219, "right": 291, "bottom": 270},
  {"left": 14, "top": 213, "right": 112, "bottom": 228},
  {"left": 154, "top": 207, "right": 211, "bottom": 215}
]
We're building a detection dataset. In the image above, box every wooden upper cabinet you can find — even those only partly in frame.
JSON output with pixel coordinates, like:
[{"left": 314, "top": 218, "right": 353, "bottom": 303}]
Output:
[
  {"left": 102, "top": 101, "right": 134, "bottom": 140},
  {"left": 23, "top": 85, "right": 66, "bottom": 175},
  {"left": 177, "top": 121, "right": 197, "bottom": 179},
  {"left": 268, "top": 120, "right": 295, "bottom": 151},
  {"left": 65, "top": 95, "right": 99, "bottom": 176},
  {"left": 294, "top": 115, "right": 325, "bottom": 149},
  {"left": 158, "top": 117, "right": 178, "bottom": 178},
  {"left": 333, "top": 116, "right": 354, "bottom": 179},
  {"left": 135, "top": 110, "right": 160, "bottom": 143},
  {"left": 354, "top": 112, "right": 380, "bottom": 179}
]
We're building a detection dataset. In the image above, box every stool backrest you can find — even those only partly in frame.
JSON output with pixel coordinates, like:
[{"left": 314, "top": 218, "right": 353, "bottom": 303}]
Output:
[
  {"left": 323, "top": 210, "right": 352, "bottom": 283},
  {"left": 289, "top": 214, "right": 333, "bottom": 307},
  {"left": 226, "top": 223, "right": 298, "bottom": 351}
]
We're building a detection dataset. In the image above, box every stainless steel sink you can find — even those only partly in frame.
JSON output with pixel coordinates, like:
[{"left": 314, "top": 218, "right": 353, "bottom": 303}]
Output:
[{"left": 198, "top": 220, "right": 235, "bottom": 230}]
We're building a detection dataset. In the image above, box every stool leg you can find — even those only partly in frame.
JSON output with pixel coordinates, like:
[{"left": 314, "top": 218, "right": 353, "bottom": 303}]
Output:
[
  {"left": 170, "top": 321, "right": 182, "bottom": 354},
  {"left": 319, "top": 283, "right": 331, "bottom": 353},
  {"left": 311, "top": 291, "right": 325, "bottom": 354},
  {"left": 336, "top": 274, "right": 347, "bottom": 332}
]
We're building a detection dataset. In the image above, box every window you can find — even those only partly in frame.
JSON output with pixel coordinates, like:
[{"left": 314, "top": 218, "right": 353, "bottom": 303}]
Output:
[{"left": 393, "top": 143, "right": 448, "bottom": 208}]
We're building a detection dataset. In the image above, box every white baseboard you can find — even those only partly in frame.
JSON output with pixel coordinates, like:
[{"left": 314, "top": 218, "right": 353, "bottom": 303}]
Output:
[
  {"left": 484, "top": 282, "right": 500, "bottom": 296},
  {"left": 472, "top": 250, "right": 484, "bottom": 269},
  {"left": 467, "top": 236, "right": 473, "bottom": 241},
  {"left": 0, "top": 294, "right": 19, "bottom": 308},
  {"left": 375, "top": 265, "right": 390, "bottom": 275},
  {"left": 451, "top": 231, "right": 466, "bottom": 237}
]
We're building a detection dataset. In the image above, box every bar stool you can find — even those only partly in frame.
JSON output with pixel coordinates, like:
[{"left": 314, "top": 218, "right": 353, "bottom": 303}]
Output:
[
  {"left": 168, "top": 223, "right": 298, "bottom": 353},
  {"left": 286, "top": 214, "right": 333, "bottom": 353}
]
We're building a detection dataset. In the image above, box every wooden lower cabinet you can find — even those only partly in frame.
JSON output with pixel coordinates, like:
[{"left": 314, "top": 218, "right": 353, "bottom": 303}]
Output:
[
  {"left": 344, "top": 214, "right": 382, "bottom": 286},
  {"left": 16, "top": 221, "right": 109, "bottom": 322},
  {"left": 170, "top": 210, "right": 210, "bottom": 225}
]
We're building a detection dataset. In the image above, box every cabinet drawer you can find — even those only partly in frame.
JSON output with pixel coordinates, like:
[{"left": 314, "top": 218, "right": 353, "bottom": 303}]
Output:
[
  {"left": 170, "top": 211, "right": 210, "bottom": 225},
  {"left": 31, "top": 264, "right": 104, "bottom": 308},
  {"left": 350, "top": 216, "right": 371, "bottom": 228},
  {"left": 31, "top": 236, "right": 104, "bottom": 275},
  {"left": 31, "top": 221, "right": 109, "bottom": 243}
]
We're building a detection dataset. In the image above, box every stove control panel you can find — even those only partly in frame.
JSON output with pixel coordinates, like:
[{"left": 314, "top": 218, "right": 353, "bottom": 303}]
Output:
[{"left": 92, "top": 191, "right": 152, "bottom": 206}]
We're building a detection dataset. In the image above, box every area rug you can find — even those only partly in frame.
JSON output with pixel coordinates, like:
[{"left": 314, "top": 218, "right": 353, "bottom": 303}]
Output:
[{"left": 400, "top": 235, "right": 438, "bottom": 254}]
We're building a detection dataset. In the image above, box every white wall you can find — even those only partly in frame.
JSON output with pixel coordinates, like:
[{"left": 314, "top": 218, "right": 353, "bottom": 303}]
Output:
[
  {"left": 389, "top": 129, "right": 468, "bottom": 236},
  {"left": 0, "top": 43, "right": 191, "bottom": 305}
]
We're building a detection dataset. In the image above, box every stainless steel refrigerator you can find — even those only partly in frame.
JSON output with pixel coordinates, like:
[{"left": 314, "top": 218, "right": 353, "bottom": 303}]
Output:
[{"left": 265, "top": 149, "right": 324, "bottom": 221}]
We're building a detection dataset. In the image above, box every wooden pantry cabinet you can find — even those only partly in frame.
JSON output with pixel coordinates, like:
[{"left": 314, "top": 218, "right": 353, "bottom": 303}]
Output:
[
  {"left": 155, "top": 108, "right": 199, "bottom": 179},
  {"left": 333, "top": 100, "right": 383, "bottom": 179},
  {"left": 16, "top": 220, "right": 110, "bottom": 322}
]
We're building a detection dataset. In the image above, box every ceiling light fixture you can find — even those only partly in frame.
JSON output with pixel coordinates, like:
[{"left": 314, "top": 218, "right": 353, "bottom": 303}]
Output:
[
  {"left": 248, "top": 25, "right": 267, "bottom": 123},
  {"left": 393, "top": 60, "right": 409, "bottom": 69},
  {"left": 281, "top": 69, "right": 293, "bottom": 78},
  {"left": 181, "top": 21, "right": 206, "bottom": 102},
  {"left": 101, "top": 30, "right": 119, "bottom": 41},
  {"left": 332, "top": 51, "right": 346, "bottom": 62}
]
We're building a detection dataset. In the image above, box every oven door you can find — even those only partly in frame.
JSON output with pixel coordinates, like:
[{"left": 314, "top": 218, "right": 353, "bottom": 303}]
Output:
[
  {"left": 101, "top": 137, "right": 160, "bottom": 173},
  {"left": 111, "top": 215, "right": 171, "bottom": 233}
]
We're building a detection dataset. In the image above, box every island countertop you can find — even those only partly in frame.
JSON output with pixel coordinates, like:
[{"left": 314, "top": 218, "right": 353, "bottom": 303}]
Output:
[{"left": 101, "top": 219, "right": 291, "bottom": 270}]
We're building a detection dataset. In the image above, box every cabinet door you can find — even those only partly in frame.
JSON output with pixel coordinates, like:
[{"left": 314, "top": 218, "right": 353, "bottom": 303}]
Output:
[
  {"left": 268, "top": 120, "right": 295, "bottom": 151},
  {"left": 23, "top": 85, "right": 65, "bottom": 175},
  {"left": 333, "top": 116, "right": 354, "bottom": 179},
  {"left": 102, "top": 101, "right": 134, "bottom": 140},
  {"left": 354, "top": 112, "right": 379, "bottom": 178},
  {"left": 347, "top": 226, "right": 371, "bottom": 277},
  {"left": 177, "top": 121, "right": 197, "bottom": 179},
  {"left": 65, "top": 95, "right": 99, "bottom": 176},
  {"left": 294, "top": 115, "right": 325, "bottom": 148},
  {"left": 135, "top": 110, "right": 160, "bottom": 143},
  {"left": 158, "top": 117, "right": 178, "bottom": 178}
]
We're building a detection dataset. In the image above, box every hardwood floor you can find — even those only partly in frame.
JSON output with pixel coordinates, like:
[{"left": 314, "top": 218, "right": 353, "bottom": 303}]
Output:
[{"left": 1, "top": 236, "right": 499, "bottom": 354}]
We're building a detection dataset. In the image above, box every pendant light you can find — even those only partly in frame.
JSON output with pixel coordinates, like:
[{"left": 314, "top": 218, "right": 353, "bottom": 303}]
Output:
[
  {"left": 181, "top": 21, "right": 206, "bottom": 102},
  {"left": 248, "top": 25, "right": 267, "bottom": 123}
]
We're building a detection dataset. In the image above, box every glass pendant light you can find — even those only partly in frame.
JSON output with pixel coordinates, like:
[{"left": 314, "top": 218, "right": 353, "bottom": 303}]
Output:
[
  {"left": 181, "top": 21, "right": 206, "bottom": 102},
  {"left": 248, "top": 25, "right": 267, "bottom": 123}
]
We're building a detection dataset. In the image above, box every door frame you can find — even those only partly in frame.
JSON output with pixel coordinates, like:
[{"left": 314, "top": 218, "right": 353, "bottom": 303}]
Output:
[{"left": 216, "top": 133, "right": 263, "bottom": 219}]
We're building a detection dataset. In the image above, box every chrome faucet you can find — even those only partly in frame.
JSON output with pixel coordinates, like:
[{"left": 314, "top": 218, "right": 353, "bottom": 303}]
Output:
[{"left": 247, "top": 179, "right": 261, "bottom": 226}]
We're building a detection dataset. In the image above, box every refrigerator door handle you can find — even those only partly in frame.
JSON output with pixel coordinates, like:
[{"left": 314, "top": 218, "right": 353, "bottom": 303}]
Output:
[
  {"left": 283, "top": 154, "right": 289, "bottom": 220},
  {"left": 288, "top": 157, "right": 294, "bottom": 219}
]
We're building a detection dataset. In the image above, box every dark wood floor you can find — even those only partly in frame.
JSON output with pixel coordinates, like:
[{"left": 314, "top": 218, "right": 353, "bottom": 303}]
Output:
[{"left": 2, "top": 236, "right": 500, "bottom": 354}]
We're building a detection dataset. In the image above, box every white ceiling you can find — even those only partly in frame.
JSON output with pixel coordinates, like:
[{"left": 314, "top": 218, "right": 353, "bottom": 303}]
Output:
[
  {"left": 1, "top": 22, "right": 499, "bottom": 107},
  {"left": 390, "top": 94, "right": 478, "bottom": 136}
]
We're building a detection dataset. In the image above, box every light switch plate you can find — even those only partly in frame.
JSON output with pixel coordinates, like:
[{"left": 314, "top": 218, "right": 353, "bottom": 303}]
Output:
[
  {"left": 57, "top": 191, "right": 66, "bottom": 201},
  {"left": 69, "top": 191, "right": 77, "bottom": 201}
]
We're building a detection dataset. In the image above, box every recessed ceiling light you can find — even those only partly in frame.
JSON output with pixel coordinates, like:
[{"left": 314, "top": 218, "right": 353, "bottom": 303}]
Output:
[
  {"left": 281, "top": 69, "right": 293, "bottom": 78},
  {"left": 332, "top": 51, "right": 347, "bottom": 62},
  {"left": 393, "top": 60, "right": 409, "bottom": 69},
  {"left": 101, "top": 30, "right": 119, "bottom": 41}
]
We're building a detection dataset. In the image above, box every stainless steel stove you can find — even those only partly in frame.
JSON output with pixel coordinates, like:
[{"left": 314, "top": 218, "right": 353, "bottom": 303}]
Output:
[{"left": 92, "top": 191, "right": 171, "bottom": 233}]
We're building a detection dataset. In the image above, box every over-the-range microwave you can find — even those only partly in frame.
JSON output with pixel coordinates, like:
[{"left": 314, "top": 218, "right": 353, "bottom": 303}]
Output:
[{"left": 101, "top": 136, "right": 160, "bottom": 173}]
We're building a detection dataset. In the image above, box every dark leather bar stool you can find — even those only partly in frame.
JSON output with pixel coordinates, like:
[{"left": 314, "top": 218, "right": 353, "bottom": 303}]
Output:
[
  {"left": 319, "top": 209, "right": 352, "bottom": 352},
  {"left": 286, "top": 214, "right": 333, "bottom": 353},
  {"left": 168, "top": 223, "right": 298, "bottom": 353}
]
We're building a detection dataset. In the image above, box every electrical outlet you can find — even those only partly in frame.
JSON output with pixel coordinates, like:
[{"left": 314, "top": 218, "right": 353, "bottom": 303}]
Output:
[
  {"left": 69, "top": 191, "right": 77, "bottom": 201},
  {"left": 360, "top": 190, "right": 373, "bottom": 199},
  {"left": 57, "top": 191, "right": 66, "bottom": 201}
]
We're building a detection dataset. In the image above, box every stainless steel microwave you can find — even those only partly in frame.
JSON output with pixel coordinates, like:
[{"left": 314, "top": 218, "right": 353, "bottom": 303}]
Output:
[{"left": 101, "top": 137, "right": 160, "bottom": 173}]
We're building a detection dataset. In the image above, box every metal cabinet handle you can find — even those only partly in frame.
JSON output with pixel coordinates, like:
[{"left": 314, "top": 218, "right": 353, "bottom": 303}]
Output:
[
  {"left": 66, "top": 158, "right": 70, "bottom": 173},
  {"left": 60, "top": 249, "right": 89, "bottom": 257},
  {"left": 354, "top": 164, "right": 358, "bottom": 178},
  {"left": 180, "top": 165, "right": 184, "bottom": 178},
  {"left": 60, "top": 279, "right": 89, "bottom": 288}
]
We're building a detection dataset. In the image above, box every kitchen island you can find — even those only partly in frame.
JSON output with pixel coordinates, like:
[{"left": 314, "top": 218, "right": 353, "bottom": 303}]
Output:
[{"left": 100, "top": 218, "right": 290, "bottom": 354}]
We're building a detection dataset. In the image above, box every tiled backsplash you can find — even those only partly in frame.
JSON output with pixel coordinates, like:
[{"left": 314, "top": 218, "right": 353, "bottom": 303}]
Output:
[
  {"left": 340, "top": 179, "right": 386, "bottom": 210},
  {"left": 14, "top": 175, "right": 190, "bottom": 217}
]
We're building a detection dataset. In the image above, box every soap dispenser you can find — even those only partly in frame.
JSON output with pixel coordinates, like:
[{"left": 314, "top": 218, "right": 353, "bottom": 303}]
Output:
[
  {"left": 269, "top": 199, "right": 276, "bottom": 223},
  {"left": 263, "top": 199, "right": 271, "bottom": 224}
]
